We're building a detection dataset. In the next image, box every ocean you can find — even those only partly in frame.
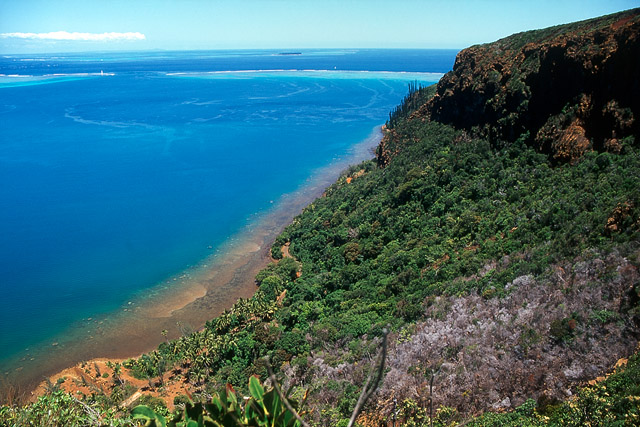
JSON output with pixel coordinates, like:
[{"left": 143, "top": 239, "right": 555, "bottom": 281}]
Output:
[{"left": 0, "top": 49, "right": 456, "bottom": 386}]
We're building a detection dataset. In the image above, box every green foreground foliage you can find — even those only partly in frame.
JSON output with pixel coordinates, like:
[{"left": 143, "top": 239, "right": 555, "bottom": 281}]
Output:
[
  {"left": 0, "top": 377, "right": 306, "bottom": 427},
  {"left": 132, "top": 376, "right": 306, "bottom": 427},
  {"left": 0, "top": 389, "right": 128, "bottom": 426},
  {"left": 2, "top": 351, "right": 639, "bottom": 426}
]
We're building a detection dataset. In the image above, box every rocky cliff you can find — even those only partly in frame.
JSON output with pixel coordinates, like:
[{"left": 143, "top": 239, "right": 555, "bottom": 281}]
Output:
[{"left": 423, "top": 8, "right": 640, "bottom": 162}]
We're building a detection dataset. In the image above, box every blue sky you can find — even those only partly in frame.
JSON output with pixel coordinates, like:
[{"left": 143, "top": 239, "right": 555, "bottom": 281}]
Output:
[{"left": 0, "top": 0, "right": 638, "bottom": 53}]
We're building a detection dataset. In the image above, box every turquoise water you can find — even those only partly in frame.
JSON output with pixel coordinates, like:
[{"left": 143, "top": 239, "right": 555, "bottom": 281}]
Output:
[{"left": 0, "top": 49, "right": 454, "bottom": 373}]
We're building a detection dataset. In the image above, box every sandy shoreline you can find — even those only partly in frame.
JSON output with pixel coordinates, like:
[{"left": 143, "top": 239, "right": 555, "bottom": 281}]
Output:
[
  {"left": 3, "top": 222, "right": 275, "bottom": 399},
  {"left": 1, "top": 125, "right": 383, "bottom": 401}
]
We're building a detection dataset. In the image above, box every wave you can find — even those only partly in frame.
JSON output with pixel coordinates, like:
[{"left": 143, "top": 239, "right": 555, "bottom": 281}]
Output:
[
  {"left": 48, "top": 72, "right": 115, "bottom": 77},
  {"left": 0, "top": 74, "right": 35, "bottom": 78},
  {"left": 181, "top": 98, "right": 222, "bottom": 106},
  {"left": 0, "top": 72, "right": 115, "bottom": 88},
  {"left": 0, "top": 72, "right": 115, "bottom": 78},
  {"left": 64, "top": 108, "right": 160, "bottom": 130}
]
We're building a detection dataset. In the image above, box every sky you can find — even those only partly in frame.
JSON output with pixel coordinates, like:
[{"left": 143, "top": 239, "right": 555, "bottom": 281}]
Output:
[{"left": 0, "top": 0, "right": 638, "bottom": 53}]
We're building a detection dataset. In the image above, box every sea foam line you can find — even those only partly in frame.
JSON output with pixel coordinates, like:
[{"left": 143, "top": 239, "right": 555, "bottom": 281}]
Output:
[
  {"left": 0, "top": 72, "right": 115, "bottom": 88},
  {"left": 0, "top": 72, "right": 115, "bottom": 78}
]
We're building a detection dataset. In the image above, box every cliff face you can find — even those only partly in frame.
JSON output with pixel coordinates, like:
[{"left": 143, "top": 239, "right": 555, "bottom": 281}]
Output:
[{"left": 424, "top": 9, "right": 640, "bottom": 162}]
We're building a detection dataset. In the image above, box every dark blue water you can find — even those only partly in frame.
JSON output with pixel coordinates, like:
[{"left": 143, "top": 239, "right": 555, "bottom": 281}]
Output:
[
  {"left": 0, "top": 49, "right": 455, "bottom": 369},
  {"left": 1, "top": 49, "right": 456, "bottom": 74}
]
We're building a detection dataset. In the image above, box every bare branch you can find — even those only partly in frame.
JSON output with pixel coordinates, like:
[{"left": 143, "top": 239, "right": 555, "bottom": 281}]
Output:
[
  {"left": 70, "top": 395, "right": 101, "bottom": 425},
  {"left": 347, "top": 327, "right": 389, "bottom": 427},
  {"left": 264, "top": 357, "right": 311, "bottom": 427}
]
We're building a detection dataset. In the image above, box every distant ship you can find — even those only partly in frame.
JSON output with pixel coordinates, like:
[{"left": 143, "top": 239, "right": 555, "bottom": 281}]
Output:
[{"left": 277, "top": 52, "right": 302, "bottom": 56}]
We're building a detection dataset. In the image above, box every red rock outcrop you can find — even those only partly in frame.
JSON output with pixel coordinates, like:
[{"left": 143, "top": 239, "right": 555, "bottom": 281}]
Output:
[{"left": 424, "top": 8, "right": 640, "bottom": 162}]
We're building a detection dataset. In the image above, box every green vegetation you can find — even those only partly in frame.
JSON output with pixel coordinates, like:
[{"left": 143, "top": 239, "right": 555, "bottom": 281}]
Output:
[
  {"left": 132, "top": 377, "right": 307, "bottom": 427},
  {"left": 0, "top": 390, "right": 130, "bottom": 426},
  {"left": 386, "top": 82, "right": 436, "bottom": 129}
]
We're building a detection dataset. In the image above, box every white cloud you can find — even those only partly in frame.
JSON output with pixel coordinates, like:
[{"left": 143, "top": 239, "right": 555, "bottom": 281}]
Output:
[{"left": 0, "top": 31, "right": 146, "bottom": 41}]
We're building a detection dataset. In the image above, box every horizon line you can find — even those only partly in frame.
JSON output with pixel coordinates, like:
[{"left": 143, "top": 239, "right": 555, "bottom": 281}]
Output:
[{"left": 0, "top": 46, "right": 464, "bottom": 56}]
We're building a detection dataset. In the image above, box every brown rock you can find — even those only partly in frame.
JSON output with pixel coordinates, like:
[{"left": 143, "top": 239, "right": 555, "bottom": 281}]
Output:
[{"left": 420, "top": 8, "right": 640, "bottom": 162}]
